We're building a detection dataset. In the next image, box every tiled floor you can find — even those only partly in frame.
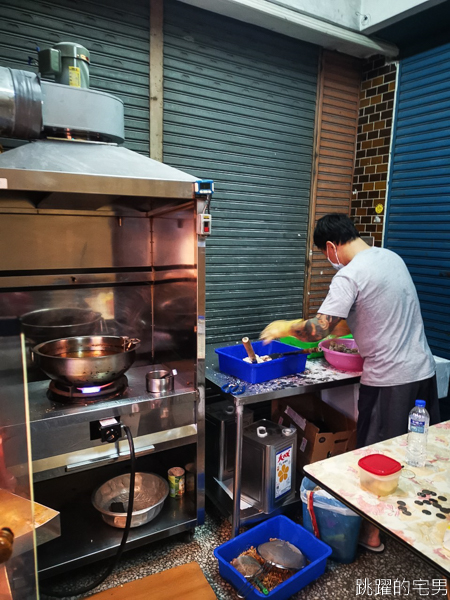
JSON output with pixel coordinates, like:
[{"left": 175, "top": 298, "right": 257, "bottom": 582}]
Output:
[{"left": 40, "top": 505, "right": 446, "bottom": 600}]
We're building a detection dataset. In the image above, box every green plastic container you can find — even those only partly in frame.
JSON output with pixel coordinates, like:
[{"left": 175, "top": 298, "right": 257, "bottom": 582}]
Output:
[{"left": 280, "top": 334, "right": 353, "bottom": 359}]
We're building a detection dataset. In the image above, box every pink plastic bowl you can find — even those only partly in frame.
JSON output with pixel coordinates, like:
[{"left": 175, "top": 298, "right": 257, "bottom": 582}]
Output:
[{"left": 318, "top": 338, "right": 364, "bottom": 372}]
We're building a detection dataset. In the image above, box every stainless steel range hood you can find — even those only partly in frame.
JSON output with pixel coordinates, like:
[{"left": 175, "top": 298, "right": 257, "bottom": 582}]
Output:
[
  {"left": 0, "top": 140, "right": 198, "bottom": 199},
  {"left": 0, "top": 50, "right": 213, "bottom": 204}
]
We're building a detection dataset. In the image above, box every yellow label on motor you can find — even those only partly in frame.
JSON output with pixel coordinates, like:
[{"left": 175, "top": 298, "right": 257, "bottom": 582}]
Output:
[{"left": 68, "top": 66, "right": 81, "bottom": 87}]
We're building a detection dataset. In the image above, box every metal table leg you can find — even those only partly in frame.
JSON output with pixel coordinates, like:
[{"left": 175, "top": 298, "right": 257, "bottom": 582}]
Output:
[{"left": 232, "top": 401, "right": 244, "bottom": 538}]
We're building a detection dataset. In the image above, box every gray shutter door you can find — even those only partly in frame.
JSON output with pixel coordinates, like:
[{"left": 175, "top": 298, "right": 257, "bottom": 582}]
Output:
[
  {"left": 0, "top": 0, "right": 149, "bottom": 154},
  {"left": 385, "top": 43, "right": 450, "bottom": 359},
  {"left": 163, "top": 0, "right": 319, "bottom": 344}
]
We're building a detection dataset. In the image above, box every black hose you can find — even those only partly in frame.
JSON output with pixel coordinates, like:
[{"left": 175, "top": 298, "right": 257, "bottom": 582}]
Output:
[{"left": 40, "top": 425, "right": 136, "bottom": 598}]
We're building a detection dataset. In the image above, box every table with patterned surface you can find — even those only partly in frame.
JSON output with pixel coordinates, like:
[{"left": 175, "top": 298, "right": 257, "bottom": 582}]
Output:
[{"left": 304, "top": 421, "right": 450, "bottom": 578}]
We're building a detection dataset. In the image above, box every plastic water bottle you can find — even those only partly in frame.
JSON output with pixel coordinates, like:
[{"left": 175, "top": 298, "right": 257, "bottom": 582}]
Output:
[{"left": 406, "top": 400, "right": 429, "bottom": 468}]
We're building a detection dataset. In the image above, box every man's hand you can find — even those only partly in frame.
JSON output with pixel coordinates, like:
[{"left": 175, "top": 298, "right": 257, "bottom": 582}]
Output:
[
  {"left": 260, "top": 315, "right": 350, "bottom": 344},
  {"left": 259, "top": 319, "right": 304, "bottom": 343},
  {"left": 294, "top": 314, "right": 347, "bottom": 341}
]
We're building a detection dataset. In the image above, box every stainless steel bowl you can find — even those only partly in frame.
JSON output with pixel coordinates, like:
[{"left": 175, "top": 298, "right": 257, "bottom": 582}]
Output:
[
  {"left": 20, "top": 308, "right": 103, "bottom": 344},
  {"left": 92, "top": 472, "right": 169, "bottom": 528},
  {"left": 32, "top": 335, "right": 140, "bottom": 387}
]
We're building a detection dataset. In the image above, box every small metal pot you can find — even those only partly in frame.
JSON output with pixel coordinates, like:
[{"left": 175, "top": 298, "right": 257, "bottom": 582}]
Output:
[
  {"left": 92, "top": 472, "right": 169, "bottom": 528},
  {"left": 32, "top": 335, "right": 140, "bottom": 387},
  {"left": 146, "top": 368, "right": 176, "bottom": 393}
]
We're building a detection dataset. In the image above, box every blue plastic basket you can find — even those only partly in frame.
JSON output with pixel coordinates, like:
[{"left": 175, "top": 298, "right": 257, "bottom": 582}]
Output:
[
  {"left": 215, "top": 341, "right": 308, "bottom": 383},
  {"left": 214, "top": 515, "right": 332, "bottom": 600}
]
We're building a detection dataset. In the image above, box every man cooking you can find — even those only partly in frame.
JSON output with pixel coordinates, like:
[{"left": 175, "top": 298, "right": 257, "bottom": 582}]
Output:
[{"left": 260, "top": 213, "right": 440, "bottom": 551}]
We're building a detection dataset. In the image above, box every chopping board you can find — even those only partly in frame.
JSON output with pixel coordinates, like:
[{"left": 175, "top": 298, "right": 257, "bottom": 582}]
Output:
[
  {"left": 85, "top": 562, "right": 216, "bottom": 600},
  {"left": 0, "top": 489, "right": 60, "bottom": 555},
  {"left": 0, "top": 566, "right": 12, "bottom": 600}
]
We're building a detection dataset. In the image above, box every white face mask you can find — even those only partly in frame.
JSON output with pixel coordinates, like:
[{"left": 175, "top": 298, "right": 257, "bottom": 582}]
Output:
[{"left": 327, "top": 244, "right": 344, "bottom": 270}]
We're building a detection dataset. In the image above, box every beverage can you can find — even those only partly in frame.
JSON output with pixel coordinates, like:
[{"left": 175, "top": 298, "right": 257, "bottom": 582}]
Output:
[
  {"left": 185, "top": 462, "right": 196, "bottom": 492},
  {"left": 168, "top": 467, "right": 185, "bottom": 498}
]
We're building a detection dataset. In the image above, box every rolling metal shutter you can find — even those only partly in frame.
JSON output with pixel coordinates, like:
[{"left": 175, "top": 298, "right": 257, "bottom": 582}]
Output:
[
  {"left": 305, "top": 51, "right": 361, "bottom": 318},
  {"left": 0, "top": 0, "right": 149, "bottom": 154},
  {"left": 163, "top": 0, "right": 319, "bottom": 344},
  {"left": 385, "top": 43, "right": 450, "bottom": 359}
]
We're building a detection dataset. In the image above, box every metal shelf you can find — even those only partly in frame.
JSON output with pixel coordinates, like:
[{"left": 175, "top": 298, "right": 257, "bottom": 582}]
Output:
[
  {"left": 206, "top": 475, "right": 300, "bottom": 527},
  {"left": 37, "top": 491, "right": 197, "bottom": 578},
  {"left": 205, "top": 343, "right": 360, "bottom": 537}
]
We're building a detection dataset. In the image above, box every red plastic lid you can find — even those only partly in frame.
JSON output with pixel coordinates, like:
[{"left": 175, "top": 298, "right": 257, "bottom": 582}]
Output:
[{"left": 358, "top": 453, "right": 402, "bottom": 476}]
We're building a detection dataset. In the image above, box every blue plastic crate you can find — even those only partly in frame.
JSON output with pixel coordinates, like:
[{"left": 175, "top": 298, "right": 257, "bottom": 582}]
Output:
[
  {"left": 214, "top": 515, "right": 332, "bottom": 600},
  {"left": 215, "top": 341, "right": 308, "bottom": 383}
]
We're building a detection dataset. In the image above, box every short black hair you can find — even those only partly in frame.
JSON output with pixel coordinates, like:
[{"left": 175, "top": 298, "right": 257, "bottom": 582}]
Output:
[{"left": 313, "top": 213, "right": 360, "bottom": 250}]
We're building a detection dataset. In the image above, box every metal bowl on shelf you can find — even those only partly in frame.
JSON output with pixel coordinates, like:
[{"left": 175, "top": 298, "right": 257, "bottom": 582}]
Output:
[{"left": 92, "top": 472, "right": 169, "bottom": 529}]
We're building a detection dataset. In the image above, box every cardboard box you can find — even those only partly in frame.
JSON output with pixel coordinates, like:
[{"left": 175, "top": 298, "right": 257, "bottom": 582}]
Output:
[
  {"left": 271, "top": 394, "right": 357, "bottom": 472},
  {"left": 321, "top": 384, "right": 359, "bottom": 421}
]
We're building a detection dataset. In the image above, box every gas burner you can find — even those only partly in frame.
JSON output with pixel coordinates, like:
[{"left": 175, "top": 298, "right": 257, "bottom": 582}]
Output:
[{"left": 47, "top": 376, "right": 128, "bottom": 404}]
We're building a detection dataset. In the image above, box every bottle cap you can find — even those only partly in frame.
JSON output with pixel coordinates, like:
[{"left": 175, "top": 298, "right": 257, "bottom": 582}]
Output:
[{"left": 415, "top": 399, "right": 426, "bottom": 407}]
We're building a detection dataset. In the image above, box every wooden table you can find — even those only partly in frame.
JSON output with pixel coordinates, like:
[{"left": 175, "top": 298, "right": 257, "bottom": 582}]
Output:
[
  {"left": 304, "top": 421, "right": 450, "bottom": 579},
  {"left": 85, "top": 562, "right": 216, "bottom": 600}
]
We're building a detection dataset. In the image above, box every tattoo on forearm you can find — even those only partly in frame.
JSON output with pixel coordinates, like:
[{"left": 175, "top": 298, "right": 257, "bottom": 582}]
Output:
[{"left": 292, "top": 314, "right": 342, "bottom": 342}]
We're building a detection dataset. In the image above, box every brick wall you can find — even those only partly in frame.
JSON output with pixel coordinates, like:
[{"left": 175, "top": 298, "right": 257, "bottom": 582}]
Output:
[{"left": 351, "top": 56, "right": 397, "bottom": 246}]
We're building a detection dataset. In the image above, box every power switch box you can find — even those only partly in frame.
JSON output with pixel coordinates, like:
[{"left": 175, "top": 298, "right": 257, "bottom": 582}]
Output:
[
  {"left": 197, "top": 213, "right": 211, "bottom": 236},
  {"left": 90, "top": 417, "right": 122, "bottom": 443}
]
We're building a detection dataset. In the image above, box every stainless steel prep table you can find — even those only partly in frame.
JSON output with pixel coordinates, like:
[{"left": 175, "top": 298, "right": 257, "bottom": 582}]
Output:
[{"left": 205, "top": 344, "right": 362, "bottom": 537}]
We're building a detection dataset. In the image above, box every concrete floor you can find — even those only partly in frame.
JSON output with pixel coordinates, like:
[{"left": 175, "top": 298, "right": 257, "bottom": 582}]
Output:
[{"left": 40, "top": 504, "right": 446, "bottom": 600}]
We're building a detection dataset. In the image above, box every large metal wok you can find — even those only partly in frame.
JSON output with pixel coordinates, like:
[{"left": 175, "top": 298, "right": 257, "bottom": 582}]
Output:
[
  {"left": 32, "top": 336, "right": 140, "bottom": 387},
  {"left": 20, "top": 308, "right": 103, "bottom": 344}
]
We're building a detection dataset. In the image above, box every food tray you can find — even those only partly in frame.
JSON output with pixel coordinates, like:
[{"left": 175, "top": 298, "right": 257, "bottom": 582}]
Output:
[
  {"left": 214, "top": 515, "right": 332, "bottom": 600},
  {"left": 279, "top": 337, "right": 324, "bottom": 358},
  {"left": 280, "top": 335, "right": 354, "bottom": 359},
  {"left": 215, "top": 341, "right": 307, "bottom": 384}
]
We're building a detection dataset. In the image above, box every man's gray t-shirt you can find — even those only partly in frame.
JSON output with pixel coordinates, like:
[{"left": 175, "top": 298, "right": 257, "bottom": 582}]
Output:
[{"left": 319, "top": 247, "right": 435, "bottom": 387}]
